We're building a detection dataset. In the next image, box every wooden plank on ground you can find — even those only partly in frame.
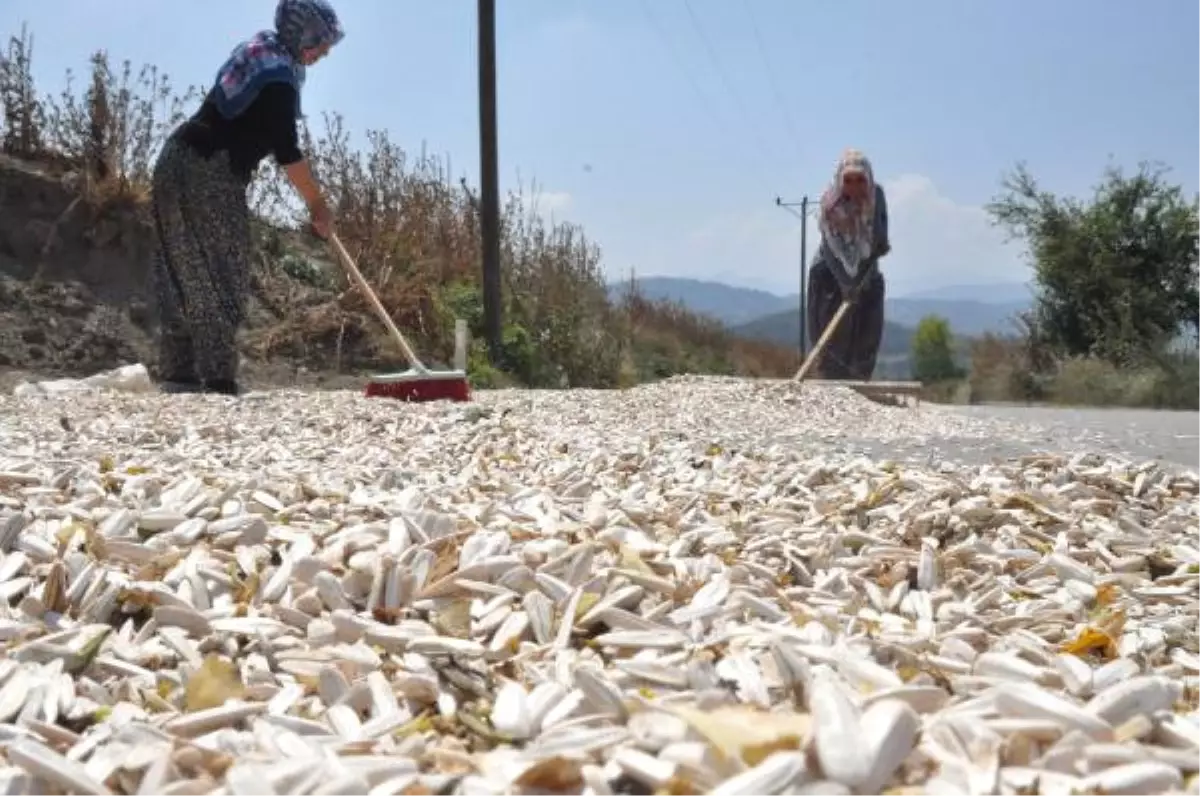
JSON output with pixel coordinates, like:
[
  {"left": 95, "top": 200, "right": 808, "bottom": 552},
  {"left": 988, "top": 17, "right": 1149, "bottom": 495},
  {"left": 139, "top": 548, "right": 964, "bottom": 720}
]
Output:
[{"left": 805, "top": 379, "right": 924, "bottom": 396}]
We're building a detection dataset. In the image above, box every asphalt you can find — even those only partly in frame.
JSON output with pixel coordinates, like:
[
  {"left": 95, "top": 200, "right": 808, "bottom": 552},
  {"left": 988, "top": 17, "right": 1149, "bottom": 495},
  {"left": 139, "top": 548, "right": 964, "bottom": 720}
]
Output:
[{"left": 846, "top": 404, "right": 1199, "bottom": 472}]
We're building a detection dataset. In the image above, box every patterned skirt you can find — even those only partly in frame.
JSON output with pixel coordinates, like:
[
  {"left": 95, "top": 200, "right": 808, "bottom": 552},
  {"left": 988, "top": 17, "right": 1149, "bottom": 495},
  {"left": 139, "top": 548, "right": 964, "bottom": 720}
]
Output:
[
  {"left": 806, "top": 262, "right": 886, "bottom": 381},
  {"left": 149, "top": 137, "right": 252, "bottom": 391}
]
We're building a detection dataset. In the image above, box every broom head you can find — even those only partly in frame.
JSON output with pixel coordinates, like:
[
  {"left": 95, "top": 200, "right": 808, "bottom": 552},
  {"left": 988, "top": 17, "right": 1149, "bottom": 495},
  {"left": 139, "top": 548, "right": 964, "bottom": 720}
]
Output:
[{"left": 364, "top": 369, "right": 471, "bottom": 403}]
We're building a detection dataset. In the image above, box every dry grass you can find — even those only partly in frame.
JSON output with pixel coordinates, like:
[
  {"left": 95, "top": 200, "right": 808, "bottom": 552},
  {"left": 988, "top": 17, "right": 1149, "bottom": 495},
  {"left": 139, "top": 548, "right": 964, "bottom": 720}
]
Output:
[
  {"left": 965, "top": 332, "right": 1198, "bottom": 410},
  {"left": 0, "top": 25, "right": 797, "bottom": 388}
]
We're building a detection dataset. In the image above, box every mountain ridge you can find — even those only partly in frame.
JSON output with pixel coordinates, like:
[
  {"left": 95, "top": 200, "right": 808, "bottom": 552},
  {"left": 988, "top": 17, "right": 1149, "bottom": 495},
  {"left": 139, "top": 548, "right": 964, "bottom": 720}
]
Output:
[{"left": 608, "top": 276, "right": 1032, "bottom": 336}]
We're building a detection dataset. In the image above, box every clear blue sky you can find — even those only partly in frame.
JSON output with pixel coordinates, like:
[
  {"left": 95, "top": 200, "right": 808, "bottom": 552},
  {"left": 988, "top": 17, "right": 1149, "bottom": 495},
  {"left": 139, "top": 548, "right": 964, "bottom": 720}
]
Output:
[{"left": 4, "top": 0, "right": 1197, "bottom": 297}]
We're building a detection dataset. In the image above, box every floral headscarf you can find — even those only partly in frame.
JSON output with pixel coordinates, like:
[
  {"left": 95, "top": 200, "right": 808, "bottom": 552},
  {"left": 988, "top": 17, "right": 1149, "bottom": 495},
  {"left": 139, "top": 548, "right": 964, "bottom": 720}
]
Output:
[
  {"left": 818, "top": 149, "right": 877, "bottom": 276},
  {"left": 211, "top": 0, "right": 344, "bottom": 120}
]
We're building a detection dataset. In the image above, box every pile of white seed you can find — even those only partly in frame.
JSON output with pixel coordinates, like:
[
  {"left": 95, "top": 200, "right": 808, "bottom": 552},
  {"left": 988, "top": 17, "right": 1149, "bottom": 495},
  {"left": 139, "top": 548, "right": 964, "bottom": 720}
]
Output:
[{"left": 0, "top": 376, "right": 1195, "bottom": 795}]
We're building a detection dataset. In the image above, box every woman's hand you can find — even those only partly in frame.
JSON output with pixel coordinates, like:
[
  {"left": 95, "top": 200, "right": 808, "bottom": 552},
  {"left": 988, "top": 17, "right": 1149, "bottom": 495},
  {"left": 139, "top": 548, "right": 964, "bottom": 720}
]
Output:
[{"left": 284, "top": 159, "right": 334, "bottom": 238}]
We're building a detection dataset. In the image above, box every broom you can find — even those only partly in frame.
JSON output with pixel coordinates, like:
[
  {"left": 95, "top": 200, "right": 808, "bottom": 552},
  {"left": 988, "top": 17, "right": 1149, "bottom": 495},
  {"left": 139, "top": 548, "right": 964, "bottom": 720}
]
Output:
[
  {"left": 794, "top": 298, "right": 853, "bottom": 382},
  {"left": 793, "top": 260, "right": 874, "bottom": 382},
  {"left": 327, "top": 233, "right": 470, "bottom": 402}
]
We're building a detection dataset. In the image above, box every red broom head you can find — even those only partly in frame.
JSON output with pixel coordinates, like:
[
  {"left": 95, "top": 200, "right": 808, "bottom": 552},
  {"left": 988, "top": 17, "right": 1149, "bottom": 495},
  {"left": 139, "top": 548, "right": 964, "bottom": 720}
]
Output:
[{"left": 364, "top": 376, "right": 471, "bottom": 403}]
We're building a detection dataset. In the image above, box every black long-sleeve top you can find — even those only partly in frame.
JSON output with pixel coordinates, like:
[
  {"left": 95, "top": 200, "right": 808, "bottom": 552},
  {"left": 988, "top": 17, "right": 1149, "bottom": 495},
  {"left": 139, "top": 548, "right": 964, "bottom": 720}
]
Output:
[{"left": 174, "top": 82, "right": 304, "bottom": 183}]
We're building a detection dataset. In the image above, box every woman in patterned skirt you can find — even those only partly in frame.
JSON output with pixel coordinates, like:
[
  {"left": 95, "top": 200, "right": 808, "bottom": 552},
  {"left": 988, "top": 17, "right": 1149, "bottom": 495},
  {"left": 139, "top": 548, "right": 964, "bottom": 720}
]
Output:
[
  {"left": 806, "top": 149, "right": 892, "bottom": 381},
  {"left": 150, "top": 0, "right": 344, "bottom": 395}
]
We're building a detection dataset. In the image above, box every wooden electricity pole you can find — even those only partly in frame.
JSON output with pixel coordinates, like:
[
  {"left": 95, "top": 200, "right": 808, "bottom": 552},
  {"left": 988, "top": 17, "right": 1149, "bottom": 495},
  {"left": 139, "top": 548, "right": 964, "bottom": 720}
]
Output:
[
  {"left": 775, "top": 195, "right": 813, "bottom": 358},
  {"left": 478, "top": 0, "right": 503, "bottom": 364}
]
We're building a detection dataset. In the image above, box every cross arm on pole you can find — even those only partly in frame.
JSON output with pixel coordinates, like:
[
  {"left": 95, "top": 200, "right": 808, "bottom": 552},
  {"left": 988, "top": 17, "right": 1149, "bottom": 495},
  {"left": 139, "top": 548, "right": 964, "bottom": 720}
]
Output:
[{"left": 773, "top": 194, "right": 817, "bottom": 359}]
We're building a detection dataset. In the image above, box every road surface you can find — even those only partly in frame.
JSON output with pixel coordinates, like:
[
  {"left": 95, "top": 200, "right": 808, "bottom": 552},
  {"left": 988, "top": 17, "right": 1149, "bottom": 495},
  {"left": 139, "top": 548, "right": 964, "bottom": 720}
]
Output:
[{"left": 846, "top": 403, "right": 1199, "bottom": 472}]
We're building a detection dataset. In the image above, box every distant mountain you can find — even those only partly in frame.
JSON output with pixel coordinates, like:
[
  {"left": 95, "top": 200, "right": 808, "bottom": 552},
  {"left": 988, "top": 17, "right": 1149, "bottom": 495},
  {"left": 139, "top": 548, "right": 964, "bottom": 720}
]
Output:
[
  {"left": 609, "top": 276, "right": 1032, "bottom": 337},
  {"left": 886, "top": 297, "right": 1028, "bottom": 337},
  {"left": 608, "top": 277, "right": 793, "bottom": 326},
  {"left": 897, "top": 282, "right": 1034, "bottom": 304},
  {"left": 733, "top": 311, "right": 917, "bottom": 359}
]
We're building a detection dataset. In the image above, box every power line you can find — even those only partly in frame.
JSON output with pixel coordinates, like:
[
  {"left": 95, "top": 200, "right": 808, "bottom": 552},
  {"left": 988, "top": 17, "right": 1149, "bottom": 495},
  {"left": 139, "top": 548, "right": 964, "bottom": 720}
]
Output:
[
  {"left": 744, "top": 2, "right": 804, "bottom": 157},
  {"left": 637, "top": 0, "right": 776, "bottom": 193},
  {"left": 679, "top": 0, "right": 782, "bottom": 177}
]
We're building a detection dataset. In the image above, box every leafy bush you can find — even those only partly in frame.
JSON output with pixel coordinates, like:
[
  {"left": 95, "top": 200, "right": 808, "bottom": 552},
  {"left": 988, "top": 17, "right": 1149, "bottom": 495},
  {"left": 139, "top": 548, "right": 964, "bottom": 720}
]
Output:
[{"left": 911, "top": 315, "right": 963, "bottom": 384}]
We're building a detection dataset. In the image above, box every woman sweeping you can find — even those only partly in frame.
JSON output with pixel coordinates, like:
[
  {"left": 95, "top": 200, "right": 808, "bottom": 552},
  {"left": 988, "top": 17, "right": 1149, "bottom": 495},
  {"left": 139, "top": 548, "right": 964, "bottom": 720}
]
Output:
[
  {"left": 150, "top": 0, "right": 344, "bottom": 395},
  {"left": 806, "top": 148, "right": 891, "bottom": 381}
]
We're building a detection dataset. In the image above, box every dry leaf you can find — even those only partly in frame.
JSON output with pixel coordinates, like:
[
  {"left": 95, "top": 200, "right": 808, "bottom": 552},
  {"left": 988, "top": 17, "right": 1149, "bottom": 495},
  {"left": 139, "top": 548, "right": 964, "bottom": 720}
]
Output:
[
  {"left": 433, "top": 600, "right": 472, "bottom": 638},
  {"left": 427, "top": 542, "right": 462, "bottom": 585},
  {"left": 513, "top": 756, "right": 584, "bottom": 793},
  {"left": 671, "top": 705, "right": 813, "bottom": 767},
  {"left": 41, "top": 561, "right": 69, "bottom": 614},
  {"left": 657, "top": 776, "right": 700, "bottom": 796},
  {"left": 1095, "top": 606, "right": 1127, "bottom": 638},
  {"left": 1001, "top": 493, "right": 1068, "bottom": 523},
  {"left": 185, "top": 656, "right": 245, "bottom": 712},
  {"left": 135, "top": 550, "right": 185, "bottom": 582},
  {"left": 232, "top": 571, "right": 260, "bottom": 606},
  {"left": 83, "top": 525, "right": 108, "bottom": 561}
]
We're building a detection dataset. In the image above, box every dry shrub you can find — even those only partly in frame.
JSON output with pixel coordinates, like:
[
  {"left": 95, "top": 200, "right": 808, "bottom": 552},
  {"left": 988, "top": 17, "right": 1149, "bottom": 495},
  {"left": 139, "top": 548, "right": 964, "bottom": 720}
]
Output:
[
  {"left": 0, "top": 26, "right": 198, "bottom": 205},
  {"left": 617, "top": 286, "right": 798, "bottom": 381},
  {"left": 41, "top": 50, "right": 198, "bottom": 201},
  {"left": 0, "top": 26, "right": 44, "bottom": 159},
  {"left": 1, "top": 23, "right": 799, "bottom": 387}
]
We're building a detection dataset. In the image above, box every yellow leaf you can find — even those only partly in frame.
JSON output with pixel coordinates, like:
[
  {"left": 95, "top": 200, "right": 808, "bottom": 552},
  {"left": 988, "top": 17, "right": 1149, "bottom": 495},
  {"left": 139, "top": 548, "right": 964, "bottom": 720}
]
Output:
[
  {"left": 618, "top": 545, "right": 654, "bottom": 576},
  {"left": 1094, "top": 583, "right": 1120, "bottom": 607},
  {"left": 232, "top": 571, "right": 260, "bottom": 606},
  {"left": 574, "top": 592, "right": 601, "bottom": 620},
  {"left": 1060, "top": 626, "right": 1118, "bottom": 660},
  {"left": 393, "top": 713, "right": 434, "bottom": 738},
  {"left": 98, "top": 456, "right": 114, "bottom": 474},
  {"left": 671, "top": 705, "right": 812, "bottom": 767},
  {"left": 55, "top": 522, "right": 78, "bottom": 547},
  {"left": 184, "top": 656, "right": 245, "bottom": 713},
  {"left": 125, "top": 465, "right": 149, "bottom": 475}
]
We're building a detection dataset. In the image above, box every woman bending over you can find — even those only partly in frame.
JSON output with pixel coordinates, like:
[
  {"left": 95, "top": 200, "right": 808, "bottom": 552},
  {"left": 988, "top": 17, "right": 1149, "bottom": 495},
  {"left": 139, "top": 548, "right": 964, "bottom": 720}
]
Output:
[
  {"left": 806, "top": 148, "right": 891, "bottom": 381},
  {"left": 150, "top": 0, "right": 344, "bottom": 395}
]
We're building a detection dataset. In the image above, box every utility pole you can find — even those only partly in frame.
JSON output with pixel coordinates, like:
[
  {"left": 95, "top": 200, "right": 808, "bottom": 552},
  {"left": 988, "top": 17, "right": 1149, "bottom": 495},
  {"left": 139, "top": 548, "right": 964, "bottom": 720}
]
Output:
[
  {"left": 775, "top": 195, "right": 813, "bottom": 358},
  {"left": 478, "top": 0, "right": 503, "bottom": 365}
]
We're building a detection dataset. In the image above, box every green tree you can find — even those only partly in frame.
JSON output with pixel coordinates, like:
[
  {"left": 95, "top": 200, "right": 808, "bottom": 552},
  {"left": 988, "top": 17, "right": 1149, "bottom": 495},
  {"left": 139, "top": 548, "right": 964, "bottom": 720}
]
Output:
[
  {"left": 912, "top": 315, "right": 961, "bottom": 383},
  {"left": 986, "top": 162, "right": 1198, "bottom": 366}
]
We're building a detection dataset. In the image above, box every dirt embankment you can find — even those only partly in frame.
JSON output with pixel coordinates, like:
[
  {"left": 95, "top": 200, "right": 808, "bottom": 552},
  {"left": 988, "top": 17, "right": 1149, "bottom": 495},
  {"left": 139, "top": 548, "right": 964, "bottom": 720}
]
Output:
[{"left": 0, "top": 155, "right": 388, "bottom": 391}]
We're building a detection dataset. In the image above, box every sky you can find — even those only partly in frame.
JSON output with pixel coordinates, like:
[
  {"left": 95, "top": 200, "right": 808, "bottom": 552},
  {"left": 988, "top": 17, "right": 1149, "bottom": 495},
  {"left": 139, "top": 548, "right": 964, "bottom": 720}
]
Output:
[{"left": 4, "top": 0, "right": 1197, "bottom": 298}]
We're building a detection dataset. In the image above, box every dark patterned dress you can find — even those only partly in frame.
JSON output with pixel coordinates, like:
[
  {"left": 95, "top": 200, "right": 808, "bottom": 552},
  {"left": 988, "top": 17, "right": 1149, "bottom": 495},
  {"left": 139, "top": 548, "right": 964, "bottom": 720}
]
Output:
[{"left": 149, "top": 82, "right": 302, "bottom": 395}]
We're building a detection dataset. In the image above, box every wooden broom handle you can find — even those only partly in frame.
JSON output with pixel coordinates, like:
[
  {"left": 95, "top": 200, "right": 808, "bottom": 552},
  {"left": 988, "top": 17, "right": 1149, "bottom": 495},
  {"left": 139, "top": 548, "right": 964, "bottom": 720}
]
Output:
[
  {"left": 328, "top": 233, "right": 427, "bottom": 372},
  {"left": 794, "top": 298, "right": 853, "bottom": 382}
]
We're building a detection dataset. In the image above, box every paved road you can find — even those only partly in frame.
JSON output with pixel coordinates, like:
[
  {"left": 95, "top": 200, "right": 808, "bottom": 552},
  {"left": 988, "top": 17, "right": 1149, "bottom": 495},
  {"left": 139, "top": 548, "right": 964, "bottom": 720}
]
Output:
[
  {"left": 954, "top": 404, "right": 1198, "bottom": 469},
  {"left": 845, "top": 403, "right": 1199, "bottom": 472}
]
